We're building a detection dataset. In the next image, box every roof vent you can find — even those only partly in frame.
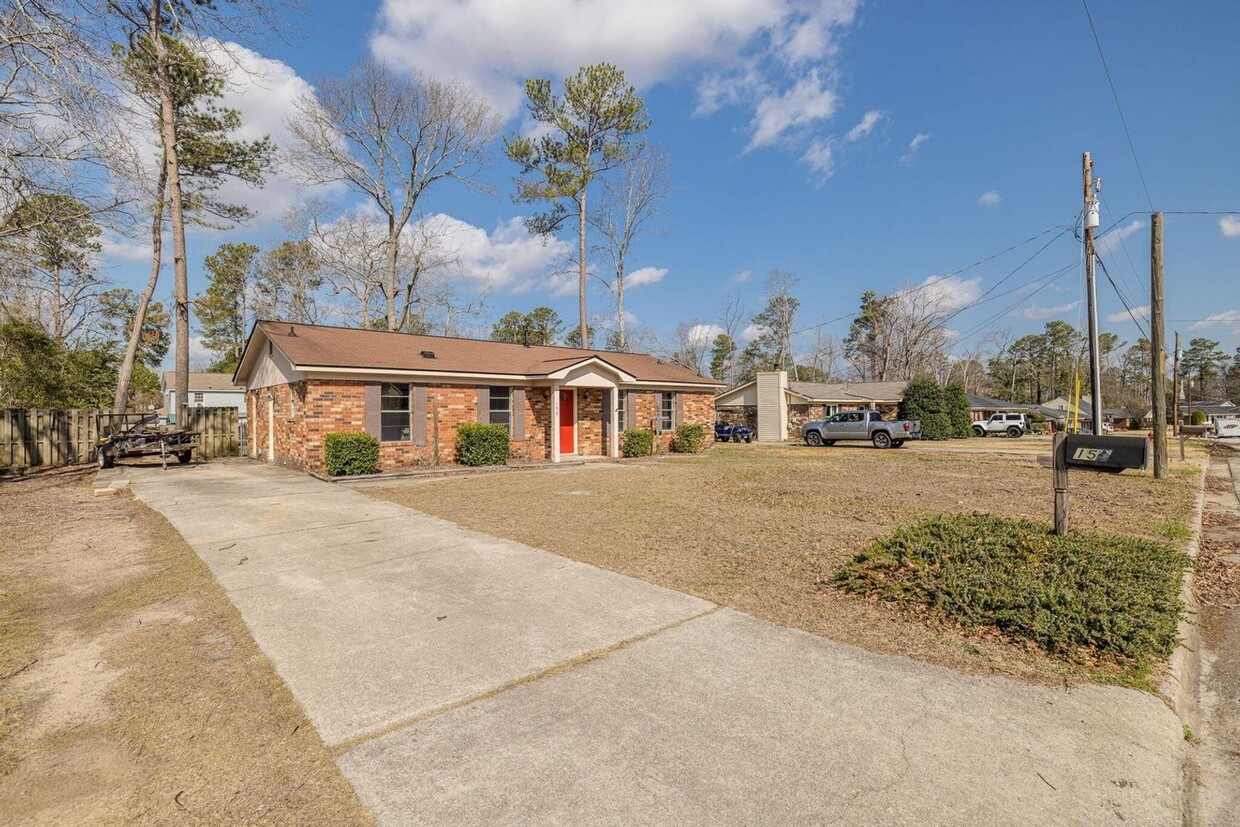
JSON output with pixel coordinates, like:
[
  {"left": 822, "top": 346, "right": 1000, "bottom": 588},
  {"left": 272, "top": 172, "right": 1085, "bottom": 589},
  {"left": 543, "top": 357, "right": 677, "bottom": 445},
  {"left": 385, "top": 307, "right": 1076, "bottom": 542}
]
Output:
[
  {"left": 287, "top": 326, "right": 297, "bottom": 337},
  {"left": 420, "top": 350, "right": 436, "bottom": 359}
]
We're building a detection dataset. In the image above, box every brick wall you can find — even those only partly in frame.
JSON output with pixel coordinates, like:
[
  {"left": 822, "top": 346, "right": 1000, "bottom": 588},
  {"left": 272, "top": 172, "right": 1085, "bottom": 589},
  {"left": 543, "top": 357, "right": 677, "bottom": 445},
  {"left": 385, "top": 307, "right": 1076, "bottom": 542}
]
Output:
[
  {"left": 247, "top": 380, "right": 717, "bottom": 472},
  {"left": 246, "top": 383, "right": 310, "bottom": 470},
  {"left": 575, "top": 389, "right": 607, "bottom": 457},
  {"left": 627, "top": 390, "right": 716, "bottom": 452}
]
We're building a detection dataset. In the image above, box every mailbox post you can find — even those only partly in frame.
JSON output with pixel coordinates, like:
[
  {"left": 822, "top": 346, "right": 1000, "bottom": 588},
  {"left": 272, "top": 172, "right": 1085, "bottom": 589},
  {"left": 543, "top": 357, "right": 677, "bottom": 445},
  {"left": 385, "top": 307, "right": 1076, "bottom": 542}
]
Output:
[{"left": 1050, "top": 434, "right": 1150, "bottom": 535}]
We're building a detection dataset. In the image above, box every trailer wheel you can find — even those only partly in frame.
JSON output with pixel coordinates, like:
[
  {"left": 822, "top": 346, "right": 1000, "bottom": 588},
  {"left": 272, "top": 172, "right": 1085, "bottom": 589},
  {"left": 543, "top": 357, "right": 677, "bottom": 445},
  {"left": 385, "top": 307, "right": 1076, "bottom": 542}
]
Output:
[
  {"left": 97, "top": 449, "right": 114, "bottom": 469},
  {"left": 176, "top": 451, "right": 192, "bottom": 464}
]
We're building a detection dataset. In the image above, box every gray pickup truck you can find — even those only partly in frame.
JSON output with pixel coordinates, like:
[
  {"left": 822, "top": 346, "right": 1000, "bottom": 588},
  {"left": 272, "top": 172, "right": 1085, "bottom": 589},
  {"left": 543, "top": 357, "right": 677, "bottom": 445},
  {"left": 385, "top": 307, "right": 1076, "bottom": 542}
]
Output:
[{"left": 802, "top": 409, "right": 922, "bottom": 449}]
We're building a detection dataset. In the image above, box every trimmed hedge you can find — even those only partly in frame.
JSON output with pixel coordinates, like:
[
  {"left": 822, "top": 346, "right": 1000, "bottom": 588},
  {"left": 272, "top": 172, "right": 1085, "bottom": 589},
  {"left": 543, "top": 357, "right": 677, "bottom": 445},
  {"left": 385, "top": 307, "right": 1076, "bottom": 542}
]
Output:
[
  {"left": 621, "top": 428, "right": 654, "bottom": 457},
  {"left": 324, "top": 432, "right": 380, "bottom": 476},
  {"left": 671, "top": 423, "right": 707, "bottom": 454},
  {"left": 456, "top": 423, "right": 510, "bottom": 466},
  {"left": 834, "top": 514, "right": 1190, "bottom": 664}
]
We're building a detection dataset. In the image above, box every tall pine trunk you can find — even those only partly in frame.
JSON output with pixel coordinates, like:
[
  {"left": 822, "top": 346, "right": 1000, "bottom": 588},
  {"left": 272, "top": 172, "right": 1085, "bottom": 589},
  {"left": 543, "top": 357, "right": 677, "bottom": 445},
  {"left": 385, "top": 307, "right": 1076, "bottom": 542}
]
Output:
[
  {"left": 149, "top": 3, "right": 191, "bottom": 426},
  {"left": 113, "top": 159, "right": 167, "bottom": 413},
  {"left": 577, "top": 188, "right": 588, "bottom": 347}
]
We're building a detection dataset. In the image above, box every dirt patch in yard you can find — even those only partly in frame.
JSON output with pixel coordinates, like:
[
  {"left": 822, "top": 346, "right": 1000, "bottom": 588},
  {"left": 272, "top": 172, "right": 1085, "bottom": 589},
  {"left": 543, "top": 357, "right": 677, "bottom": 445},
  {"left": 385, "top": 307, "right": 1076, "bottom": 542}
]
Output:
[
  {"left": 0, "top": 468, "right": 372, "bottom": 825},
  {"left": 366, "top": 443, "right": 1199, "bottom": 687}
]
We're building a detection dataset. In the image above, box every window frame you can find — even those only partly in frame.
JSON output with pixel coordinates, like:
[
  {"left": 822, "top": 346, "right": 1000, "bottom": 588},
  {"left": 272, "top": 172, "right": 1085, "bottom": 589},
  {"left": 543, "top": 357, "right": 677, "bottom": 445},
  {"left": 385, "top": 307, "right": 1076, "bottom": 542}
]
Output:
[
  {"left": 380, "top": 382, "right": 411, "bottom": 442},
  {"left": 659, "top": 392, "right": 674, "bottom": 431},
  {"left": 489, "top": 386, "right": 512, "bottom": 433},
  {"left": 617, "top": 394, "right": 627, "bottom": 432}
]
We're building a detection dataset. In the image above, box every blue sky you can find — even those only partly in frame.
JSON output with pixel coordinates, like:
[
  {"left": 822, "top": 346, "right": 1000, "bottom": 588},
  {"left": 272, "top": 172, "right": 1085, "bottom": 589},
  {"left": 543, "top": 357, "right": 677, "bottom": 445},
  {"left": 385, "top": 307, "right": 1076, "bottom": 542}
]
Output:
[{"left": 99, "top": 0, "right": 1240, "bottom": 365}]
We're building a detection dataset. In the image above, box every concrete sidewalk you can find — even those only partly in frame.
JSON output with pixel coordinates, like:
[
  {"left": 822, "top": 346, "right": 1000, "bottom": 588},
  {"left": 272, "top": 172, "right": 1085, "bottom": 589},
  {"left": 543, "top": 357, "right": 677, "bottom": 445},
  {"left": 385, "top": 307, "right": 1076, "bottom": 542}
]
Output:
[{"left": 129, "top": 460, "right": 1186, "bottom": 825}]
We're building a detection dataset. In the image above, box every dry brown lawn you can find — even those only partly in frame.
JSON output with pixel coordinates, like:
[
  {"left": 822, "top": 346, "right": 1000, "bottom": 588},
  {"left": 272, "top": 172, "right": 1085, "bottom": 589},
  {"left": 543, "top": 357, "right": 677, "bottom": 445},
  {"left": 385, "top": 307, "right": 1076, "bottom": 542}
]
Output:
[
  {"left": 0, "top": 468, "right": 372, "bottom": 826},
  {"left": 366, "top": 442, "right": 1201, "bottom": 686}
]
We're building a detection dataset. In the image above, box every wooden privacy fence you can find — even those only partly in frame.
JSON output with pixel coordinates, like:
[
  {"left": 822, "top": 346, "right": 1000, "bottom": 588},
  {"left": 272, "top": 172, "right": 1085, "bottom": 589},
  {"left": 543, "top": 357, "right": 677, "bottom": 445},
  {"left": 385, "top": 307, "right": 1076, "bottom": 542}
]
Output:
[
  {"left": 185, "top": 407, "right": 241, "bottom": 460},
  {"left": 1, "top": 406, "right": 243, "bottom": 468},
  {"left": 0, "top": 409, "right": 100, "bottom": 467}
]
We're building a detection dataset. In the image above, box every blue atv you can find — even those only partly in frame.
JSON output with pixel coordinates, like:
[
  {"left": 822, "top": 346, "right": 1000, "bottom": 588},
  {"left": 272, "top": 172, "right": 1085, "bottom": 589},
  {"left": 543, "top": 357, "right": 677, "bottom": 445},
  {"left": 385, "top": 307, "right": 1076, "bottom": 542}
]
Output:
[{"left": 715, "top": 422, "right": 754, "bottom": 443}]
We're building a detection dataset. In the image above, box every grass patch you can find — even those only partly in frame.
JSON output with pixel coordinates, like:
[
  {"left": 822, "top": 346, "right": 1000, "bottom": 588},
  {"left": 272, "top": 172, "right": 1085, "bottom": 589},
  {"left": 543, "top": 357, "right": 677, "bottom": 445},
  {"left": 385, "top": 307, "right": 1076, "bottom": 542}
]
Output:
[{"left": 835, "top": 514, "right": 1190, "bottom": 666}]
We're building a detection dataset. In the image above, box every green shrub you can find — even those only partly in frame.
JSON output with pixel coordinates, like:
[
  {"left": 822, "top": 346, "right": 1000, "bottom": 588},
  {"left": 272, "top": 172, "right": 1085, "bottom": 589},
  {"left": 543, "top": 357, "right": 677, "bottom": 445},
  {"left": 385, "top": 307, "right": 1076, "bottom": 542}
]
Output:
[
  {"left": 671, "top": 423, "right": 707, "bottom": 453},
  {"left": 899, "top": 377, "right": 952, "bottom": 440},
  {"left": 621, "top": 428, "right": 654, "bottom": 457},
  {"left": 1191, "top": 409, "right": 1207, "bottom": 426},
  {"left": 455, "top": 423, "right": 510, "bottom": 466},
  {"left": 834, "top": 514, "right": 1189, "bottom": 664},
  {"left": 324, "top": 432, "right": 380, "bottom": 476},
  {"left": 944, "top": 382, "right": 972, "bottom": 439}
]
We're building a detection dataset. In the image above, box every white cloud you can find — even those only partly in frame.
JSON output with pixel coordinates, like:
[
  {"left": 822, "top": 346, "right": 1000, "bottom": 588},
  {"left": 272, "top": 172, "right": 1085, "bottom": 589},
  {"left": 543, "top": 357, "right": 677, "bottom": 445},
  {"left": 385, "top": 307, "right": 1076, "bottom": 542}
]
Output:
[
  {"left": 626, "top": 266, "right": 668, "bottom": 288},
  {"left": 1094, "top": 218, "right": 1145, "bottom": 256},
  {"left": 906, "top": 275, "right": 982, "bottom": 311},
  {"left": 202, "top": 40, "right": 346, "bottom": 225},
  {"left": 687, "top": 323, "right": 726, "bottom": 347},
  {"left": 900, "top": 132, "right": 931, "bottom": 163},
  {"left": 978, "top": 190, "right": 1002, "bottom": 207},
  {"left": 1107, "top": 305, "right": 1149, "bottom": 324},
  {"left": 731, "top": 270, "right": 752, "bottom": 284},
  {"left": 1220, "top": 216, "right": 1240, "bottom": 238},
  {"left": 801, "top": 139, "right": 835, "bottom": 180},
  {"left": 372, "top": 0, "right": 861, "bottom": 169},
  {"left": 746, "top": 69, "right": 838, "bottom": 150},
  {"left": 101, "top": 236, "right": 154, "bottom": 264},
  {"left": 1190, "top": 309, "right": 1240, "bottom": 333},
  {"left": 1023, "top": 300, "right": 1081, "bottom": 320},
  {"left": 416, "top": 214, "right": 573, "bottom": 294},
  {"left": 741, "top": 323, "right": 766, "bottom": 342},
  {"left": 843, "top": 109, "right": 883, "bottom": 142}
]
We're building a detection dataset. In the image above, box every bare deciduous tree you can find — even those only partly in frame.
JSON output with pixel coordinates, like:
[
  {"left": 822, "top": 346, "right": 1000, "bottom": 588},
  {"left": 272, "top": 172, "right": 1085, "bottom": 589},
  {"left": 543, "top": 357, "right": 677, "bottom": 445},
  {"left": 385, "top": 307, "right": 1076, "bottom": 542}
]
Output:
[
  {"left": 590, "top": 144, "right": 668, "bottom": 351},
  {"left": 286, "top": 58, "right": 499, "bottom": 331}
]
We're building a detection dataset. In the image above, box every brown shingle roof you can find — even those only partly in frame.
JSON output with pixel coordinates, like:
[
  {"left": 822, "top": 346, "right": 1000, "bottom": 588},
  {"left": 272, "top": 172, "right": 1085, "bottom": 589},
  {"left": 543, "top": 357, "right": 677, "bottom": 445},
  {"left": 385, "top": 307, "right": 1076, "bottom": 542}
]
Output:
[
  {"left": 161, "top": 371, "right": 243, "bottom": 392},
  {"left": 248, "top": 321, "right": 722, "bottom": 385}
]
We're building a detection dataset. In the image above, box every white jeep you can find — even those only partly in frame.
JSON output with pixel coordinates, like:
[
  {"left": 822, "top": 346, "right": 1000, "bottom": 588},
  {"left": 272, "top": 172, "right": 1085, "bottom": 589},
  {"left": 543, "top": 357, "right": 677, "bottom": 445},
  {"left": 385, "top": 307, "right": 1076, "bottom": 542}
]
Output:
[{"left": 972, "top": 412, "right": 1029, "bottom": 438}]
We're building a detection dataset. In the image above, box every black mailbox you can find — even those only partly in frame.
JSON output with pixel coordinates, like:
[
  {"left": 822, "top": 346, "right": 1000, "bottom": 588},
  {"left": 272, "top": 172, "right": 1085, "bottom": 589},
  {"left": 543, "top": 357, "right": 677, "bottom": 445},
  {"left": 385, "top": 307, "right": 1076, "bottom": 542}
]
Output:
[{"left": 1061, "top": 434, "right": 1148, "bottom": 471}]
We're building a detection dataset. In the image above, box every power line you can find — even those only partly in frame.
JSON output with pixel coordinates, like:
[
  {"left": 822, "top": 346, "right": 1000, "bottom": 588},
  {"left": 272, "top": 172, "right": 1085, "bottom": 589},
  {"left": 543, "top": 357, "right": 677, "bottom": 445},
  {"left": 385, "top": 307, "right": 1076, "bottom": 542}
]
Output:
[
  {"left": 790, "top": 221, "right": 1076, "bottom": 337},
  {"left": 1097, "top": 190, "right": 1149, "bottom": 306},
  {"left": 1095, "top": 251, "right": 1151, "bottom": 339},
  {"left": 1082, "top": 0, "right": 1154, "bottom": 210},
  {"left": 949, "top": 262, "right": 1080, "bottom": 346}
]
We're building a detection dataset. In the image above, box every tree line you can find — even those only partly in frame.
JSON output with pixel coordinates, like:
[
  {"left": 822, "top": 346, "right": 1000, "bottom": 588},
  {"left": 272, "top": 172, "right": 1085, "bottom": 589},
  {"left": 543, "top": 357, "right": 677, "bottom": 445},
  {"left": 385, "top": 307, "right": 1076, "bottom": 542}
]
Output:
[{"left": 2, "top": 1, "right": 666, "bottom": 414}]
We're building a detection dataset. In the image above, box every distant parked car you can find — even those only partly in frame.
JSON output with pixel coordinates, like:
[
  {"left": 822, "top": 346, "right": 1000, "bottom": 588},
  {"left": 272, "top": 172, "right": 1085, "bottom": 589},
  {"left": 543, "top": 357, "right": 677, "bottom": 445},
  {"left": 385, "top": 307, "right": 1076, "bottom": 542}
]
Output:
[
  {"left": 802, "top": 409, "right": 921, "bottom": 449},
  {"left": 715, "top": 422, "right": 754, "bottom": 443},
  {"left": 972, "top": 412, "right": 1029, "bottom": 438}
]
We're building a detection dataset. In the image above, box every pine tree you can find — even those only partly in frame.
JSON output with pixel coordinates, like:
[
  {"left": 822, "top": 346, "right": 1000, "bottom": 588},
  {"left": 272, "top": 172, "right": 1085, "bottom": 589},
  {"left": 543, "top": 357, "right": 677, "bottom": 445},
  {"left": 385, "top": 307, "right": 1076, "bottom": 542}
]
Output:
[
  {"left": 197, "top": 242, "right": 259, "bottom": 373},
  {"left": 945, "top": 382, "right": 972, "bottom": 439},
  {"left": 900, "top": 377, "right": 951, "bottom": 441}
]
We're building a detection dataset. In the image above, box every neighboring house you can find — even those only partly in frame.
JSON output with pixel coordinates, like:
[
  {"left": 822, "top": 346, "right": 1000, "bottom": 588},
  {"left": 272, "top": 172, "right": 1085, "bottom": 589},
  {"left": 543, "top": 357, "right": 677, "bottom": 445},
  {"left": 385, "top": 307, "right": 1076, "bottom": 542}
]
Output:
[
  {"left": 715, "top": 371, "right": 907, "bottom": 442},
  {"left": 1031, "top": 396, "right": 1134, "bottom": 431},
  {"left": 965, "top": 393, "right": 1033, "bottom": 422},
  {"left": 1183, "top": 401, "right": 1240, "bottom": 427},
  {"left": 231, "top": 321, "right": 724, "bottom": 473},
  {"left": 161, "top": 372, "right": 246, "bottom": 424}
]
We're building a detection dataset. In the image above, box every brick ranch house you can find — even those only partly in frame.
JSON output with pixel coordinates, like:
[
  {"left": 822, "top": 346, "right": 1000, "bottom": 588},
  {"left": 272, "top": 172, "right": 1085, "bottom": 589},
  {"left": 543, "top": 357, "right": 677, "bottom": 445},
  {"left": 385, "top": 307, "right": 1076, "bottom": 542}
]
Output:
[{"left": 232, "top": 321, "right": 724, "bottom": 473}]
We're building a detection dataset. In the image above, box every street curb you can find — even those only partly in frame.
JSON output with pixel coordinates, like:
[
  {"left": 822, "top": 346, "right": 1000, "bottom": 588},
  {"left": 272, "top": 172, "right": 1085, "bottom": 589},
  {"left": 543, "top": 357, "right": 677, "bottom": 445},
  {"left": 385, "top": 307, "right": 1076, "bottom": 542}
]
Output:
[{"left": 1158, "top": 457, "right": 1210, "bottom": 721}]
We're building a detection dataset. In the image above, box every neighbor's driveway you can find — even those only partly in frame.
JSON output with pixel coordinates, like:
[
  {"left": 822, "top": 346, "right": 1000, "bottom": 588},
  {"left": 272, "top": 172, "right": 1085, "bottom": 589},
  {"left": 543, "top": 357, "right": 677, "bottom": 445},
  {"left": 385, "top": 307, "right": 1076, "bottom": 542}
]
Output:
[{"left": 130, "top": 460, "right": 1185, "bottom": 825}]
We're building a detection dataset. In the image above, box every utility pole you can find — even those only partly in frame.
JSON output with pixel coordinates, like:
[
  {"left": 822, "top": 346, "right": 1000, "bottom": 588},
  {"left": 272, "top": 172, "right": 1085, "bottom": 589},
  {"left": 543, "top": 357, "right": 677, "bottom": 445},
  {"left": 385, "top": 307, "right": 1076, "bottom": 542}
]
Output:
[
  {"left": 1082, "top": 152, "right": 1105, "bottom": 435},
  {"left": 1150, "top": 213, "right": 1167, "bottom": 478},
  {"left": 1173, "top": 331, "right": 1181, "bottom": 436}
]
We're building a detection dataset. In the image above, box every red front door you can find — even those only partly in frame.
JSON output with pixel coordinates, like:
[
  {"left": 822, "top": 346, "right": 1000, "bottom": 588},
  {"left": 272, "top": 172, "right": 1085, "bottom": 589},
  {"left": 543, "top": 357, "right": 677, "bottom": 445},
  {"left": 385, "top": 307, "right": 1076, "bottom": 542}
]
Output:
[{"left": 558, "top": 389, "right": 575, "bottom": 453}]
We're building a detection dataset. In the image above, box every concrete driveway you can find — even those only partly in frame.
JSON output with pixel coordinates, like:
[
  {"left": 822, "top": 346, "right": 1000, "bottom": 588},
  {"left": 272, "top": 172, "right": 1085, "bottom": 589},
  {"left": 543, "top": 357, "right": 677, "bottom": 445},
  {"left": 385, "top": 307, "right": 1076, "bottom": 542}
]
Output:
[{"left": 129, "top": 460, "right": 1186, "bottom": 825}]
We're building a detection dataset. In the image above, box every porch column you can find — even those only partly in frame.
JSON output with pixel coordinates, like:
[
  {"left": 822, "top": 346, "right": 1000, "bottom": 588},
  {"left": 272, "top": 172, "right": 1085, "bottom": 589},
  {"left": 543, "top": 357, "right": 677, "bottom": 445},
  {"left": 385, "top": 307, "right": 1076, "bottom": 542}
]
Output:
[
  {"left": 611, "top": 383, "right": 621, "bottom": 458},
  {"left": 550, "top": 381, "right": 561, "bottom": 463}
]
